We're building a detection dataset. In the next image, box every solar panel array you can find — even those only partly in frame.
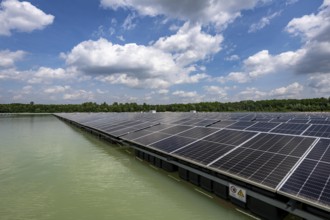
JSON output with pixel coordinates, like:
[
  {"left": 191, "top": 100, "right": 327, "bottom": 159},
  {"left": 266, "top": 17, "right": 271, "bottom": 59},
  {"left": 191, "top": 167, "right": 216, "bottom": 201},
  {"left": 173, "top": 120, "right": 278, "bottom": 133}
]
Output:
[{"left": 55, "top": 112, "right": 330, "bottom": 212}]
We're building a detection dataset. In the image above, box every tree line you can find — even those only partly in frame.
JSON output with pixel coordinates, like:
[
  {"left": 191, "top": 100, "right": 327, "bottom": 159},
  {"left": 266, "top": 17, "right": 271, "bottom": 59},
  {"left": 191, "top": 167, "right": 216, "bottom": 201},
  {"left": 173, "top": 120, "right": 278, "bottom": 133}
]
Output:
[{"left": 0, "top": 97, "right": 330, "bottom": 113}]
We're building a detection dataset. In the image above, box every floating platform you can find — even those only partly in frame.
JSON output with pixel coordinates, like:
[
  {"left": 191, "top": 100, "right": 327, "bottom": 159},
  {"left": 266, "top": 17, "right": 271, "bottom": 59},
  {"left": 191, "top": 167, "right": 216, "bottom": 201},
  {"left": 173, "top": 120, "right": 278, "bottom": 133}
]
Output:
[{"left": 54, "top": 112, "right": 330, "bottom": 220}]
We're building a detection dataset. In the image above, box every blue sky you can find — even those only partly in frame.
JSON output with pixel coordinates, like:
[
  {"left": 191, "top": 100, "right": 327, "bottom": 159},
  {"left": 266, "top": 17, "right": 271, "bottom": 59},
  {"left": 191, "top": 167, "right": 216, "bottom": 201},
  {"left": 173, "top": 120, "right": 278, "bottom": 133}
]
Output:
[{"left": 0, "top": 0, "right": 329, "bottom": 104}]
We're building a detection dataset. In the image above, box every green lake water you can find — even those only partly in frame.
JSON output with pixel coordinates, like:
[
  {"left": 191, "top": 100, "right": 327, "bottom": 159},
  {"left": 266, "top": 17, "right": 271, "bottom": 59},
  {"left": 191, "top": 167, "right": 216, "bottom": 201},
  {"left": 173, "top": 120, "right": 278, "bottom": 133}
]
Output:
[{"left": 0, "top": 115, "right": 250, "bottom": 220}]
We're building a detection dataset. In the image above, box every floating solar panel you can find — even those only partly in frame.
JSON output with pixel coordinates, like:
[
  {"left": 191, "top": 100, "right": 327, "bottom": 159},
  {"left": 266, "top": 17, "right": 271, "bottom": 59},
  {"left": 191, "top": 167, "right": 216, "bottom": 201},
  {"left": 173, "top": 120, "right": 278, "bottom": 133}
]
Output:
[
  {"left": 180, "top": 119, "right": 205, "bottom": 125},
  {"left": 173, "top": 141, "right": 235, "bottom": 165},
  {"left": 240, "top": 133, "right": 315, "bottom": 157},
  {"left": 144, "top": 124, "right": 174, "bottom": 132},
  {"left": 302, "top": 124, "right": 330, "bottom": 138},
  {"left": 288, "top": 119, "right": 310, "bottom": 124},
  {"left": 203, "top": 129, "right": 257, "bottom": 146},
  {"left": 246, "top": 122, "right": 280, "bottom": 132},
  {"left": 280, "top": 139, "right": 330, "bottom": 211},
  {"left": 253, "top": 118, "right": 271, "bottom": 122},
  {"left": 227, "top": 121, "right": 256, "bottom": 130},
  {"left": 208, "top": 120, "right": 236, "bottom": 128},
  {"left": 132, "top": 132, "right": 171, "bottom": 146},
  {"left": 270, "top": 118, "right": 289, "bottom": 123},
  {"left": 156, "top": 125, "right": 192, "bottom": 135},
  {"left": 192, "top": 119, "right": 219, "bottom": 127},
  {"left": 210, "top": 134, "right": 315, "bottom": 190},
  {"left": 111, "top": 122, "right": 156, "bottom": 137},
  {"left": 309, "top": 119, "right": 330, "bottom": 125},
  {"left": 210, "top": 148, "right": 300, "bottom": 189},
  {"left": 150, "top": 136, "right": 196, "bottom": 153},
  {"left": 121, "top": 130, "right": 151, "bottom": 141},
  {"left": 270, "top": 123, "right": 310, "bottom": 135},
  {"left": 177, "top": 127, "right": 219, "bottom": 139}
]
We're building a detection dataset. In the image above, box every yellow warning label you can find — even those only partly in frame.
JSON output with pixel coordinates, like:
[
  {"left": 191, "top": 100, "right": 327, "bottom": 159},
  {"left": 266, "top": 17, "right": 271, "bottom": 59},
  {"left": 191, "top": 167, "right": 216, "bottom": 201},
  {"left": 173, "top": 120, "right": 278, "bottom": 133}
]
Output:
[{"left": 238, "top": 189, "right": 244, "bottom": 198}]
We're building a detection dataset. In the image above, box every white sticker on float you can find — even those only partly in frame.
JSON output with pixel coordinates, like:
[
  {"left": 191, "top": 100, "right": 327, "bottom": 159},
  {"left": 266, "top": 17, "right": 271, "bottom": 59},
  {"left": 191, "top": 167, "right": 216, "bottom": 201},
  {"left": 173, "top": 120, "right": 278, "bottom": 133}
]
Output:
[{"left": 229, "top": 183, "right": 247, "bottom": 203}]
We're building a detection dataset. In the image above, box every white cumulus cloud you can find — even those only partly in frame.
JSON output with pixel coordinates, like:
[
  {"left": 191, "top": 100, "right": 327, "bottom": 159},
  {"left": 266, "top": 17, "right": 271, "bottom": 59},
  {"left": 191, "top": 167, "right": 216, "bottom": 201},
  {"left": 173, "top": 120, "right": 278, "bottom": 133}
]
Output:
[
  {"left": 101, "top": 0, "right": 262, "bottom": 29},
  {"left": 204, "top": 85, "right": 227, "bottom": 98},
  {"left": 0, "top": 0, "right": 54, "bottom": 36},
  {"left": 62, "top": 27, "right": 214, "bottom": 89},
  {"left": 44, "top": 85, "right": 71, "bottom": 94},
  {"left": 172, "top": 90, "right": 198, "bottom": 98},
  {"left": 269, "top": 82, "right": 303, "bottom": 97},
  {"left": 237, "top": 82, "right": 303, "bottom": 100},
  {"left": 0, "top": 50, "right": 26, "bottom": 68},
  {"left": 63, "top": 90, "right": 95, "bottom": 101},
  {"left": 154, "top": 22, "right": 223, "bottom": 66},
  {"left": 308, "top": 73, "right": 330, "bottom": 94}
]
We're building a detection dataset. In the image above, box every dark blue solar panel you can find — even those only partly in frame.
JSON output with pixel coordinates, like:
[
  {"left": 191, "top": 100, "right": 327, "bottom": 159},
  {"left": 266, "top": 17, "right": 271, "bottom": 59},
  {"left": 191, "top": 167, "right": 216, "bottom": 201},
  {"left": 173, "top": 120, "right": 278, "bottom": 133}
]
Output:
[
  {"left": 121, "top": 130, "right": 151, "bottom": 141},
  {"left": 227, "top": 121, "right": 256, "bottom": 130},
  {"left": 178, "top": 127, "right": 219, "bottom": 139},
  {"left": 193, "top": 119, "right": 219, "bottom": 127},
  {"left": 270, "top": 123, "right": 310, "bottom": 135},
  {"left": 208, "top": 120, "right": 235, "bottom": 128},
  {"left": 145, "top": 124, "right": 173, "bottom": 132},
  {"left": 288, "top": 119, "right": 309, "bottom": 124},
  {"left": 270, "top": 118, "right": 289, "bottom": 123},
  {"left": 160, "top": 125, "right": 192, "bottom": 135},
  {"left": 239, "top": 133, "right": 315, "bottom": 157},
  {"left": 246, "top": 122, "right": 280, "bottom": 132},
  {"left": 280, "top": 139, "right": 330, "bottom": 211},
  {"left": 203, "top": 129, "right": 257, "bottom": 146},
  {"left": 133, "top": 132, "right": 171, "bottom": 146},
  {"left": 150, "top": 136, "right": 195, "bottom": 153},
  {"left": 173, "top": 140, "right": 234, "bottom": 165},
  {"left": 309, "top": 119, "right": 330, "bottom": 125},
  {"left": 210, "top": 148, "right": 299, "bottom": 189},
  {"left": 303, "top": 125, "right": 330, "bottom": 138}
]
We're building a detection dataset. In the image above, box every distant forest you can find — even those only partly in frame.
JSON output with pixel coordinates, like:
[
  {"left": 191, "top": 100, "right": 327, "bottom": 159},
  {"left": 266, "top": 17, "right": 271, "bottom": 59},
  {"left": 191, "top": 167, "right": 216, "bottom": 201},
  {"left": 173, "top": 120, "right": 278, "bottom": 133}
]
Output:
[{"left": 1, "top": 97, "right": 330, "bottom": 113}]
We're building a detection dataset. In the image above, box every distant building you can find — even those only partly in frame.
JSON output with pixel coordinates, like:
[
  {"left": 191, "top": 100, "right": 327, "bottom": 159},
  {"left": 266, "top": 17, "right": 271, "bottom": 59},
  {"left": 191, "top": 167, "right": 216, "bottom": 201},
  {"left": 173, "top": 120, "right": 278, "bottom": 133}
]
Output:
[
  {"left": 150, "top": 110, "right": 156, "bottom": 113},
  {"left": 190, "top": 110, "right": 197, "bottom": 113}
]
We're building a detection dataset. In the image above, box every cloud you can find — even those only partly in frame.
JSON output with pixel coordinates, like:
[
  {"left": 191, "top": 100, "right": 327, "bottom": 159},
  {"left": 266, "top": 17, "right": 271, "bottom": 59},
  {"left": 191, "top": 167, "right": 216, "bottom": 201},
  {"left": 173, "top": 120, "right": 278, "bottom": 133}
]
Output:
[
  {"left": 0, "top": 0, "right": 54, "bottom": 36},
  {"left": 61, "top": 24, "right": 215, "bottom": 89},
  {"left": 218, "top": 50, "right": 301, "bottom": 83},
  {"left": 171, "top": 90, "right": 204, "bottom": 103},
  {"left": 286, "top": 0, "right": 299, "bottom": 5},
  {"left": 157, "top": 89, "right": 169, "bottom": 94},
  {"left": 269, "top": 82, "right": 303, "bottom": 97},
  {"left": 237, "top": 87, "right": 267, "bottom": 100},
  {"left": 225, "top": 54, "right": 240, "bottom": 61},
  {"left": 204, "top": 85, "right": 227, "bottom": 98},
  {"left": 63, "top": 90, "right": 95, "bottom": 101},
  {"left": 11, "top": 85, "right": 34, "bottom": 101},
  {"left": 101, "top": 0, "right": 262, "bottom": 29},
  {"left": 237, "top": 82, "right": 303, "bottom": 100},
  {"left": 27, "top": 67, "right": 76, "bottom": 84},
  {"left": 248, "top": 11, "right": 281, "bottom": 33},
  {"left": 285, "top": 1, "right": 330, "bottom": 74},
  {"left": 0, "top": 50, "right": 26, "bottom": 68},
  {"left": 293, "top": 41, "right": 330, "bottom": 74},
  {"left": 154, "top": 22, "right": 223, "bottom": 66},
  {"left": 285, "top": 4, "right": 330, "bottom": 41},
  {"left": 44, "top": 85, "right": 71, "bottom": 94},
  {"left": 218, "top": 1, "right": 330, "bottom": 85},
  {"left": 122, "top": 12, "right": 137, "bottom": 30},
  {"left": 308, "top": 73, "right": 330, "bottom": 94},
  {"left": 116, "top": 35, "right": 125, "bottom": 41},
  {"left": 172, "top": 90, "right": 198, "bottom": 98}
]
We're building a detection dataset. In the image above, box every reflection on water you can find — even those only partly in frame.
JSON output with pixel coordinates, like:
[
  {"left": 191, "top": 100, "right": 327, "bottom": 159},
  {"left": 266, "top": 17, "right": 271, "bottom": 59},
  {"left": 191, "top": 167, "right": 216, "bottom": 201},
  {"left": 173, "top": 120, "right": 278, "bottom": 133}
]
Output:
[{"left": 0, "top": 115, "right": 249, "bottom": 220}]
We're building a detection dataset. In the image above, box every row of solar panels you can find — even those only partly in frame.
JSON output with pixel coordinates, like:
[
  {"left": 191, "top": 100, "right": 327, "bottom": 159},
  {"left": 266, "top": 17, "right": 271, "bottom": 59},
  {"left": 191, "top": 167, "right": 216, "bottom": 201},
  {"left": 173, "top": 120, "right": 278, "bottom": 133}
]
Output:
[{"left": 55, "top": 112, "right": 330, "bottom": 212}]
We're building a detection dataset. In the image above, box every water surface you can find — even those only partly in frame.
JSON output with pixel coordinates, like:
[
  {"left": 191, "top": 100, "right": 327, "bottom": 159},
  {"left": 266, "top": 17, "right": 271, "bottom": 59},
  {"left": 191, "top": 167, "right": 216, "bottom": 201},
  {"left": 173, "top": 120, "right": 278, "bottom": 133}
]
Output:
[{"left": 0, "top": 115, "right": 249, "bottom": 220}]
